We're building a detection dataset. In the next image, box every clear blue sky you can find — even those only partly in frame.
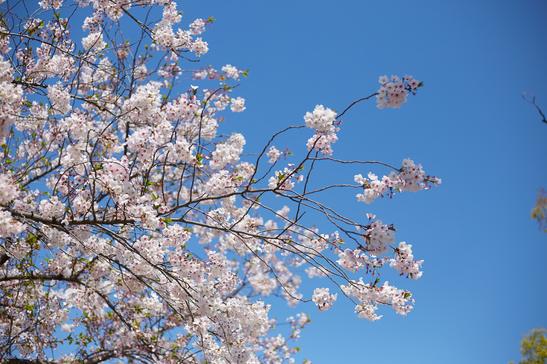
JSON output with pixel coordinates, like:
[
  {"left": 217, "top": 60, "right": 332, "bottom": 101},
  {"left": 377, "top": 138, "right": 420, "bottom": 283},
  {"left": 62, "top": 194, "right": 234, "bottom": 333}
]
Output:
[{"left": 181, "top": 0, "right": 547, "bottom": 363}]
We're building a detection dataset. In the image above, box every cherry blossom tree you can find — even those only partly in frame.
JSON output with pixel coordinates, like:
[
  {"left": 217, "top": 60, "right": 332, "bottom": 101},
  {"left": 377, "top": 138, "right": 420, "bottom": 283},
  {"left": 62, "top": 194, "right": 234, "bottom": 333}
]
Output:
[{"left": 0, "top": 1, "right": 441, "bottom": 362}]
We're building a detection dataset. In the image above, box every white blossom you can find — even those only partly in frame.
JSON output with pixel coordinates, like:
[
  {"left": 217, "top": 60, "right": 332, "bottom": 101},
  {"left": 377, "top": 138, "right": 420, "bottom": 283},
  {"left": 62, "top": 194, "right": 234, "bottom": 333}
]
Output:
[
  {"left": 230, "top": 96, "right": 246, "bottom": 112},
  {"left": 312, "top": 287, "right": 337, "bottom": 311}
]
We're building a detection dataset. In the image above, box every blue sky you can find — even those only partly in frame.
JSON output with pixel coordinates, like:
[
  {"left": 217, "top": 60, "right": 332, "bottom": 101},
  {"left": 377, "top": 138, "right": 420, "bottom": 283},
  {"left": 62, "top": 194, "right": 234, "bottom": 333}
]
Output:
[{"left": 181, "top": 0, "right": 547, "bottom": 362}]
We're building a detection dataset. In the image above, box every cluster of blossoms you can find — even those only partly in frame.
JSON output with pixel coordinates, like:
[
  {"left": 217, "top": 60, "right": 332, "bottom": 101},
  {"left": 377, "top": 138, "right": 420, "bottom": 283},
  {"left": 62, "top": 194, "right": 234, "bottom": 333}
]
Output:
[
  {"left": 337, "top": 248, "right": 384, "bottom": 272},
  {"left": 0, "top": 173, "right": 18, "bottom": 204},
  {"left": 230, "top": 96, "right": 246, "bottom": 112},
  {"left": 38, "top": 0, "right": 63, "bottom": 10},
  {"left": 390, "top": 242, "right": 424, "bottom": 279},
  {"left": 47, "top": 83, "right": 72, "bottom": 114},
  {"left": 311, "top": 287, "right": 338, "bottom": 311},
  {"left": 355, "top": 158, "right": 442, "bottom": 204},
  {"left": 0, "top": 59, "right": 23, "bottom": 138},
  {"left": 336, "top": 239, "right": 423, "bottom": 280},
  {"left": 267, "top": 146, "right": 282, "bottom": 163},
  {"left": 81, "top": 31, "right": 107, "bottom": 54},
  {"left": 364, "top": 220, "right": 396, "bottom": 255},
  {"left": 304, "top": 104, "right": 337, "bottom": 134},
  {"left": 342, "top": 280, "right": 414, "bottom": 320},
  {"left": 304, "top": 104, "right": 339, "bottom": 155},
  {"left": 268, "top": 164, "right": 304, "bottom": 190},
  {"left": 286, "top": 313, "right": 311, "bottom": 342},
  {"left": 221, "top": 64, "right": 241, "bottom": 79},
  {"left": 210, "top": 133, "right": 246, "bottom": 169},
  {"left": 376, "top": 75, "right": 422, "bottom": 109},
  {"left": 0, "top": 0, "right": 440, "bottom": 362},
  {"left": 192, "top": 64, "right": 249, "bottom": 85},
  {"left": 0, "top": 173, "right": 24, "bottom": 237},
  {"left": 151, "top": 2, "right": 209, "bottom": 56}
]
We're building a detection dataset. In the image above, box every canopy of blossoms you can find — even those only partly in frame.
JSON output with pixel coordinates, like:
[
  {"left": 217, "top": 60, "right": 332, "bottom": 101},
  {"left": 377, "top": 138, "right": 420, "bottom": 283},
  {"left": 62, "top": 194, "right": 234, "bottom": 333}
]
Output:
[{"left": 0, "top": 0, "right": 440, "bottom": 362}]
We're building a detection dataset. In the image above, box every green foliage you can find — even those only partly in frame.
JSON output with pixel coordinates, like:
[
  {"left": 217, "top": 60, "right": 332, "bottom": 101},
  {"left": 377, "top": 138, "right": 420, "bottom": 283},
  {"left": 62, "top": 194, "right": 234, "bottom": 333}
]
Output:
[{"left": 510, "top": 329, "right": 547, "bottom": 364}]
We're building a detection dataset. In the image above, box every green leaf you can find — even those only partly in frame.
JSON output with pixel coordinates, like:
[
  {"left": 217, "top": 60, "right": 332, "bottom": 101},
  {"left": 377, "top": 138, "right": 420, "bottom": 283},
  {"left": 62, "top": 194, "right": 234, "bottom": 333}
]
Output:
[
  {"left": 196, "top": 153, "right": 204, "bottom": 165},
  {"left": 26, "top": 233, "right": 39, "bottom": 249},
  {"left": 372, "top": 277, "right": 380, "bottom": 287},
  {"left": 23, "top": 303, "right": 34, "bottom": 312}
]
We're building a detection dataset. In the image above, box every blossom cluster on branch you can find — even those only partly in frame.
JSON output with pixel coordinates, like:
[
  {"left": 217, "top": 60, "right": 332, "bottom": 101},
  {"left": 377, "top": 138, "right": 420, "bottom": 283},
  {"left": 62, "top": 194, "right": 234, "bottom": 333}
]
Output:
[{"left": 0, "top": 0, "right": 440, "bottom": 363}]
